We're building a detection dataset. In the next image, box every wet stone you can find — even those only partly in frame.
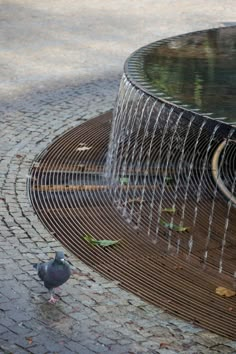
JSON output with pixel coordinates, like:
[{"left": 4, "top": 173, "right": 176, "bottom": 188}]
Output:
[
  {"left": 0, "top": 325, "right": 7, "bottom": 335},
  {"left": 7, "top": 310, "right": 32, "bottom": 322},
  {"left": 27, "top": 345, "right": 48, "bottom": 354},
  {"left": 65, "top": 341, "right": 93, "bottom": 353},
  {"left": 85, "top": 341, "right": 109, "bottom": 353}
]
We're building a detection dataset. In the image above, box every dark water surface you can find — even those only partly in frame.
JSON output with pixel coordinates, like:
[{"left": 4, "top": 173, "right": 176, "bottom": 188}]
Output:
[{"left": 126, "top": 26, "right": 236, "bottom": 124}]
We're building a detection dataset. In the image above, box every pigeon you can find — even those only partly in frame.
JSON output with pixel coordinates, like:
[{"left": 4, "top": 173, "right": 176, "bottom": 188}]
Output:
[{"left": 33, "top": 251, "right": 71, "bottom": 303}]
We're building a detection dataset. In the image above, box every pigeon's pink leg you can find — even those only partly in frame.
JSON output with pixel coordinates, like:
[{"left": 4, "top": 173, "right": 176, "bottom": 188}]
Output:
[
  {"left": 48, "top": 295, "right": 59, "bottom": 304},
  {"left": 48, "top": 290, "right": 59, "bottom": 304}
]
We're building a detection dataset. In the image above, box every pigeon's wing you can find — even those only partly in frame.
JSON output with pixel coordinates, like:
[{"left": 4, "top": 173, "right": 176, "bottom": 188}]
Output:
[
  {"left": 44, "top": 261, "right": 71, "bottom": 289},
  {"left": 36, "top": 260, "right": 53, "bottom": 281},
  {"left": 37, "top": 263, "right": 48, "bottom": 281}
]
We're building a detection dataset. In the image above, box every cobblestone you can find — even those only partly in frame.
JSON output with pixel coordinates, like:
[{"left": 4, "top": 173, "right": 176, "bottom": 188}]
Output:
[{"left": 1, "top": 1, "right": 236, "bottom": 353}]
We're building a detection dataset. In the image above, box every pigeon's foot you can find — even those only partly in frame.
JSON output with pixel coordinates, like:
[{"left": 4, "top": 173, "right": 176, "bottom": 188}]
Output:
[{"left": 48, "top": 296, "right": 59, "bottom": 304}]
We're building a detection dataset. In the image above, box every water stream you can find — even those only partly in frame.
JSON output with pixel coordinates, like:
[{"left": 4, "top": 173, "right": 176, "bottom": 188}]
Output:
[{"left": 106, "top": 74, "right": 236, "bottom": 279}]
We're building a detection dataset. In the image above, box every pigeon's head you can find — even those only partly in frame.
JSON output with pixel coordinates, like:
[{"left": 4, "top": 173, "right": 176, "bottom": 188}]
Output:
[{"left": 55, "top": 251, "right": 65, "bottom": 264}]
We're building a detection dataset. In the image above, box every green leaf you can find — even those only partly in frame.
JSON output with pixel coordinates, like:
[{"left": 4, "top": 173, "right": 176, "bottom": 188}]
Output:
[
  {"left": 164, "top": 176, "right": 173, "bottom": 185},
  {"left": 162, "top": 207, "right": 176, "bottom": 214},
  {"left": 83, "top": 235, "right": 120, "bottom": 247},
  {"left": 95, "top": 239, "right": 120, "bottom": 247},
  {"left": 83, "top": 234, "right": 97, "bottom": 245},
  {"left": 160, "top": 220, "right": 190, "bottom": 232},
  {"left": 120, "top": 177, "right": 129, "bottom": 185}
]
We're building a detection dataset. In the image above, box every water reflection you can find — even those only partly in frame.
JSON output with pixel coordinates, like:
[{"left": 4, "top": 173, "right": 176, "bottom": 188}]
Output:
[{"left": 128, "top": 26, "right": 236, "bottom": 123}]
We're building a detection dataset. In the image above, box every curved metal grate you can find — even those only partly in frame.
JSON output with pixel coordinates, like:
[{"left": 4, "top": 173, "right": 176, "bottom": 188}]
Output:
[{"left": 28, "top": 111, "right": 236, "bottom": 339}]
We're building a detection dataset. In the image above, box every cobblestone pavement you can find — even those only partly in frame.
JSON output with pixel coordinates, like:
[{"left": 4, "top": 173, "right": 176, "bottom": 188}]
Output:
[{"left": 1, "top": 1, "right": 236, "bottom": 353}]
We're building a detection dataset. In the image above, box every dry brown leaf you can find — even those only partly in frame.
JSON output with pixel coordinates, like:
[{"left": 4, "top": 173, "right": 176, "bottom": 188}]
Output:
[
  {"left": 174, "top": 264, "right": 183, "bottom": 270},
  {"left": 215, "top": 286, "right": 236, "bottom": 298},
  {"left": 160, "top": 342, "right": 169, "bottom": 349}
]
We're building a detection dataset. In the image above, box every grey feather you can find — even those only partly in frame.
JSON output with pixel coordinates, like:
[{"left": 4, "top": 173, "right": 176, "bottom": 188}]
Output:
[{"left": 34, "top": 251, "right": 71, "bottom": 291}]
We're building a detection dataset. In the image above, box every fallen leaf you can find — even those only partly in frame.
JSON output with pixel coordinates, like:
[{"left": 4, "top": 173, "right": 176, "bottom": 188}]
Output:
[
  {"left": 164, "top": 176, "right": 174, "bottom": 185},
  {"left": 83, "top": 234, "right": 96, "bottom": 245},
  {"left": 215, "top": 287, "right": 236, "bottom": 298},
  {"left": 160, "top": 220, "right": 190, "bottom": 232},
  {"left": 160, "top": 343, "right": 169, "bottom": 349},
  {"left": 174, "top": 264, "right": 183, "bottom": 270},
  {"left": 76, "top": 146, "right": 92, "bottom": 151},
  {"left": 95, "top": 239, "right": 120, "bottom": 247},
  {"left": 83, "top": 235, "right": 120, "bottom": 248},
  {"left": 120, "top": 177, "right": 129, "bottom": 185},
  {"left": 162, "top": 207, "right": 176, "bottom": 214}
]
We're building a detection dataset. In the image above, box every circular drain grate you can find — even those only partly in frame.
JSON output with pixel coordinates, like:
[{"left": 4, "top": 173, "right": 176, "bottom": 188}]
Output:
[{"left": 28, "top": 112, "right": 236, "bottom": 339}]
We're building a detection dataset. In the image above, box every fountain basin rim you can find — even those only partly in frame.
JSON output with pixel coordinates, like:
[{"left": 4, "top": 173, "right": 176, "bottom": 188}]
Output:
[
  {"left": 124, "top": 25, "right": 236, "bottom": 129},
  {"left": 123, "top": 69, "right": 236, "bottom": 137}
]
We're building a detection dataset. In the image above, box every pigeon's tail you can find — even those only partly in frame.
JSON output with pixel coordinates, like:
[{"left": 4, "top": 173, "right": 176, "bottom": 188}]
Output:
[{"left": 33, "top": 263, "right": 38, "bottom": 270}]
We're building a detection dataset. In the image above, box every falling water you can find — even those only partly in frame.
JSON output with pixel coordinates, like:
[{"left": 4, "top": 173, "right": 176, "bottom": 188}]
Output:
[
  {"left": 119, "top": 95, "right": 152, "bottom": 221},
  {"left": 218, "top": 174, "right": 236, "bottom": 274},
  {"left": 113, "top": 86, "right": 139, "bottom": 212},
  {"left": 136, "top": 103, "right": 165, "bottom": 228},
  {"left": 120, "top": 92, "right": 145, "bottom": 220},
  {"left": 187, "top": 124, "right": 220, "bottom": 260},
  {"left": 146, "top": 106, "right": 175, "bottom": 238},
  {"left": 219, "top": 191, "right": 235, "bottom": 273},
  {"left": 128, "top": 99, "right": 159, "bottom": 226},
  {"left": 174, "top": 120, "right": 206, "bottom": 255},
  {"left": 164, "top": 116, "right": 195, "bottom": 251},
  {"left": 153, "top": 111, "right": 184, "bottom": 244},
  {"left": 106, "top": 75, "right": 133, "bottom": 183},
  {"left": 111, "top": 83, "right": 136, "bottom": 186},
  {"left": 105, "top": 74, "right": 126, "bottom": 180},
  {"left": 107, "top": 72, "right": 236, "bottom": 281},
  {"left": 203, "top": 129, "right": 235, "bottom": 268}
]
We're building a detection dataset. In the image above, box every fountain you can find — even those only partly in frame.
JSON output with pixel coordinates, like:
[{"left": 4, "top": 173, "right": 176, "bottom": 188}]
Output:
[{"left": 28, "top": 26, "right": 236, "bottom": 338}]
